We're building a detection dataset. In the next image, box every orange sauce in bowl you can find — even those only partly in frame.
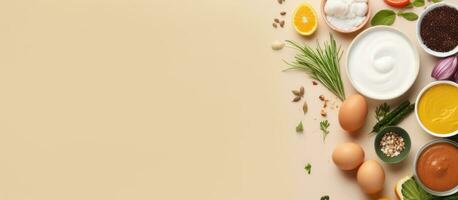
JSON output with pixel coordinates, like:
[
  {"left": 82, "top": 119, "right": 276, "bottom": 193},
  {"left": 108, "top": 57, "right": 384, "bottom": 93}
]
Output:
[{"left": 416, "top": 142, "right": 458, "bottom": 192}]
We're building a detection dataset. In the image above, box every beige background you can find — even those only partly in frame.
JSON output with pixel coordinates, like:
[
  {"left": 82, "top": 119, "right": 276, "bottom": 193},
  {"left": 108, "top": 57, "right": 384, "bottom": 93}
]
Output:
[{"left": 0, "top": 0, "right": 455, "bottom": 199}]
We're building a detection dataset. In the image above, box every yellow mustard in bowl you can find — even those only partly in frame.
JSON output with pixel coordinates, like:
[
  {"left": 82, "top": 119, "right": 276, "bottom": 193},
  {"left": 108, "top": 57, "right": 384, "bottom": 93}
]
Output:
[{"left": 418, "top": 83, "right": 458, "bottom": 134}]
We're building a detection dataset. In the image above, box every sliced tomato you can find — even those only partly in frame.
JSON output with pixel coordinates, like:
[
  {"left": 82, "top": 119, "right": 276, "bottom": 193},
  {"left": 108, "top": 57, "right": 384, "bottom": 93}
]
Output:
[{"left": 384, "top": 0, "right": 410, "bottom": 8}]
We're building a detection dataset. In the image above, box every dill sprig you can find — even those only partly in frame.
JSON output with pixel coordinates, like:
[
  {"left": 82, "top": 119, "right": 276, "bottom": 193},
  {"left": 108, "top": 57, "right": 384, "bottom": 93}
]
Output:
[{"left": 284, "top": 34, "right": 346, "bottom": 101}]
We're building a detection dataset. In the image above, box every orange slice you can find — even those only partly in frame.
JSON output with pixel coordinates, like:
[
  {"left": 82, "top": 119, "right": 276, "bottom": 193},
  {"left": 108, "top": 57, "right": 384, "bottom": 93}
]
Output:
[{"left": 292, "top": 3, "right": 318, "bottom": 36}]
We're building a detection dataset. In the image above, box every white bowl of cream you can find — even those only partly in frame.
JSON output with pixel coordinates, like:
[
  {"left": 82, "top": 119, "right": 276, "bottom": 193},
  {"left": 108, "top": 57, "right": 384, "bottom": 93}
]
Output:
[{"left": 346, "top": 26, "right": 419, "bottom": 100}]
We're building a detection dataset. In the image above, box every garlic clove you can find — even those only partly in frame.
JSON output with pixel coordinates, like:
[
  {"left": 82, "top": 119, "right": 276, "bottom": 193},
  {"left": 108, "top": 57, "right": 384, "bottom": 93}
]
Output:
[{"left": 431, "top": 56, "right": 458, "bottom": 80}]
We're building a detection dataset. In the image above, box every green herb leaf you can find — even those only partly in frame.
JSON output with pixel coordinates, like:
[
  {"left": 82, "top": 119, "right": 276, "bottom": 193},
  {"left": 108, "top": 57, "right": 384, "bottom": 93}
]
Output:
[
  {"left": 375, "top": 103, "right": 390, "bottom": 122},
  {"left": 320, "top": 120, "right": 330, "bottom": 142},
  {"left": 371, "top": 10, "right": 396, "bottom": 26},
  {"left": 398, "top": 12, "right": 419, "bottom": 21},
  {"left": 320, "top": 195, "right": 330, "bottom": 200},
  {"left": 296, "top": 121, "right": 303, "bottom": 133},
  {"left": 304, "top": 163, "right": 311, "bottom": 174},
  {"left": 431, "top": 0, "right": 441, "bottom": 3},
  {"left": 412, "top": 0, "right": 425, "bottom": 7},
  {"left": 404, "top": 2, "right": 414, "bottom": 8}
]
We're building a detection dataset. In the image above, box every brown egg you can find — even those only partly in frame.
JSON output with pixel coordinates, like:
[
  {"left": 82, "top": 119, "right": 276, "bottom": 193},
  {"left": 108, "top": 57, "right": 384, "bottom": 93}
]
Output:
[
  {"left": 338, "top": 94, "right": 368, "bottom": 134},
  {"left": 332, "top": 142, "right": 365, "bottom": 170},
  {"left": 357, "top": 160, "right": 385, "bottom": 194}
]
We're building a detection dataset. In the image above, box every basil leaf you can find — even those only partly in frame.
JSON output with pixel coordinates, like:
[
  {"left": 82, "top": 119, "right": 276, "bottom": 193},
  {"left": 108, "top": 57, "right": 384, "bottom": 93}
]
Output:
[
  {"left": 431, "top": 0, "right": 441, "bottom": 3},
  {"left": 371, "top": 10, "right": 396, "bottom": 26},
  {"left": 404, "top": 2, "right": 414, "bottom": 8},
  {"left": 412, "top": 0, "right": 424, "bottom": 7},
  {"left": 398, "top": 12, "right": 418, "bottom": 21}
]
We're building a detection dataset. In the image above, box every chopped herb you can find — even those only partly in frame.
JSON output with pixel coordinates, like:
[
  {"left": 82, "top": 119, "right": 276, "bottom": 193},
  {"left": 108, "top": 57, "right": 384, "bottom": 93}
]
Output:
[
  {"left": 320, "top": 120, "right": 330, "bottom": 142},
  {"left": 304, "top": 163, "right": 312, "bottom": 174},
  {"left": 375, "top": 103, "right": 390, "bottom": 122},
  {"left": 320, "top": 195, "right": 330, "bottom": 200},
  {"left": 296, "top": 121, "right": 304, "bottom": 133}
]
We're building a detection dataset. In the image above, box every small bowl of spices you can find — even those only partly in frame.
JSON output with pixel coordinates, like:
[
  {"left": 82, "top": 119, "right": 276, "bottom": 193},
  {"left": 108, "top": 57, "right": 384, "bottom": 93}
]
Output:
[
  {"left": 416, "top": 2, "right": 458, "bottom": 57},
  {"left": 374, "top": 126, "right": 411, "bottom": 164}
]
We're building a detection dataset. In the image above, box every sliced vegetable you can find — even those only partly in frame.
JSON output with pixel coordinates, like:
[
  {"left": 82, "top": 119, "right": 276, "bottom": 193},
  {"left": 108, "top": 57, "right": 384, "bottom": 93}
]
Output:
[
  {"left": 384, "top": 0, "right": 411, "bottom": 8},
  {"left": 372, "top": 101, "right": 410, "bottom": 133},
  {"left": 431, "top": 56, "right": 458, "bottom": 80},
  {"left": 380, "top": 104, "right": 415, "bottom": 130}
]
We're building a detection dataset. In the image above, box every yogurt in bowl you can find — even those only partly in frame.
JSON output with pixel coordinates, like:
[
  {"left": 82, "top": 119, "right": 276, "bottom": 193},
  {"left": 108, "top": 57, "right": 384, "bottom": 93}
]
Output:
[{"left": 346, "top": 26, "right": 419, "bottom": 100}]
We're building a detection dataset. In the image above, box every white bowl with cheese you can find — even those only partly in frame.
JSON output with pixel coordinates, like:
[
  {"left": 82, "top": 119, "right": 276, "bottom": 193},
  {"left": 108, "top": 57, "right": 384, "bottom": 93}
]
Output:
[{"left": 346, "top": 26, "right": 419, "bottom": 100}]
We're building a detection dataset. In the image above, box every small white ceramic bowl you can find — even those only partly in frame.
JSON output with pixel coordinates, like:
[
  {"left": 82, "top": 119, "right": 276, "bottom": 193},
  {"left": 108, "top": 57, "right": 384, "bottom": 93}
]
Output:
[
  {"left": 415, "top": 81, "right": 458, "bottom": 138},
  {"left": 416, "top": 2, "right": 458, "bottom": 57},
  {"left": 413, "top": 139, "right": 458, "bottom": 196}
]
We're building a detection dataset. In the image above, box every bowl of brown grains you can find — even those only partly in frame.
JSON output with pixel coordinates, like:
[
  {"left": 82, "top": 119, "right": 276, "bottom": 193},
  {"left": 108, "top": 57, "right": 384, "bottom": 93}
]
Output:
[
  {"left": 416, "top": 2, "right": 458, "bottom": 57},
  {"left": 374, "top": 126, "right": 411, "bottom": 164}
]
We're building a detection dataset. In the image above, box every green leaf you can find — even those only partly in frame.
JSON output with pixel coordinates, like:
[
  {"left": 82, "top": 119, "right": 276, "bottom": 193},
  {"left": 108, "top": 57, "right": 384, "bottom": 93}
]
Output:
[
  {"left": 398, "top": 12, "right": 419, "bottom": 21},
  {"left": 296, "top": 121, "right": 303, "bottom": 133},
  {"left": 320, "top": 195, "right": 330, "bottom": 200},
  {"left": 401, "top": 177, "right": 432, "bottom": 200},
  {"left": 431, "top": 0, "right": 441, "bottom": 3},
  {"left": 412, "top": 0, "right": 425, "bottom": 7},
  {"left": 404, "top": 2, "right": 414, "bottom": 8},
  {"left": 304, "top": 163, "right": 311, "bottom": 174},
  {"left": 320, "top": 120, "right": 330, "bottom": 142},
  {"left": 371, "top": 10, "right": 396, "bottom": 26}
]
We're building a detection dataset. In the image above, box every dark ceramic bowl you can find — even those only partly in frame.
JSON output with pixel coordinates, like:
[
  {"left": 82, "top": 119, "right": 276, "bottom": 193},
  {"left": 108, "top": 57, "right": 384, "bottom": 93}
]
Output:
[{"left": 374, "top": 126, "right": 411, "bottom": 164}]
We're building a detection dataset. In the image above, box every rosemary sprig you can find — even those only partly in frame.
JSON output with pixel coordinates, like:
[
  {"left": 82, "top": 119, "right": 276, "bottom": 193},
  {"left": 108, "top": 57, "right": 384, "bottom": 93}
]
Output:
[{"left": 284, "top": 34, "right": 346, "bottom": 101}]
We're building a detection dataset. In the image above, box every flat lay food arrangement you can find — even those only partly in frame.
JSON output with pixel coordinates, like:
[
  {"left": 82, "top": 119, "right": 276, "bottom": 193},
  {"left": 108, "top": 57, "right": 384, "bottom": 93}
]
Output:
[{"left": 272, "top": 0, "right": 458, "bottom": 199}]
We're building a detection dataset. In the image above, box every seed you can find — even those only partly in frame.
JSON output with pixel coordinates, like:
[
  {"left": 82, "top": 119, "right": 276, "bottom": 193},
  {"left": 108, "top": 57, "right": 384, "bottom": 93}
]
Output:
[
  {"left": 271, "top": 40, "right": 285, "bottom": 50},
  {"left": 303, "top": 101, "right": 308, "bottom": 114},
  {"left": 280, "top": 20, "right": 285, "bottom": 27},
  {"left": 277, "top": 0, "right": 282, "bottom": 4},
  {"left": 274, "top": 18, "right": 280, "bottom": 23},
  {"left": 299, "top": 86, "right": 304, "bottom": 96},
  {"left": 280, "top": 11, "right": 286, "bottom": 15},
  {"left": 312, "top": 81, "right": 318, "bottom": 85},
  {"left": 319, "top": 95, "right": 325, "bottom": 101},
  {"left": 320, "top": 109, "right": 327, "bottom": 117},
  {"left": 292, "top": 90, "right": 301, "bottom": 96},
  {"left": 273, "top": 23, "right": 278, "bottom": 28},
  {"left": 292, "top": 96, "right": 301, "bottom": 102}
]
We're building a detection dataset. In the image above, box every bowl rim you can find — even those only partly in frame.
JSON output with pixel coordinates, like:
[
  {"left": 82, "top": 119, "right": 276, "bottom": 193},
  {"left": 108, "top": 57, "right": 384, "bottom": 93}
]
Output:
[
  {"left": 346, "top": 26, "right": 420, "bottom": 100},
  {"left": 416, "top": 2, "right": 458, "bottom": 58},
  {"left": 374, "top": 126, "right": 411, "bottom": 164},
  {"left": 413, "top": 139, "right": 458, "bottom": 196},
  {"left": 414, "top": 80, "right": 458, "bottom": 137},
  {"left": 320, "top": 0, "right": 370, "bottom": 33}
]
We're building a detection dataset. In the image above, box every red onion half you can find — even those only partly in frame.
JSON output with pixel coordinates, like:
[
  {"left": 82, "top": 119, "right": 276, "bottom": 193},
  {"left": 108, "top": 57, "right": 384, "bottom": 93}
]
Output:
[{"left": 431, "top": 56, "right": 458, "bottom": 80}]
